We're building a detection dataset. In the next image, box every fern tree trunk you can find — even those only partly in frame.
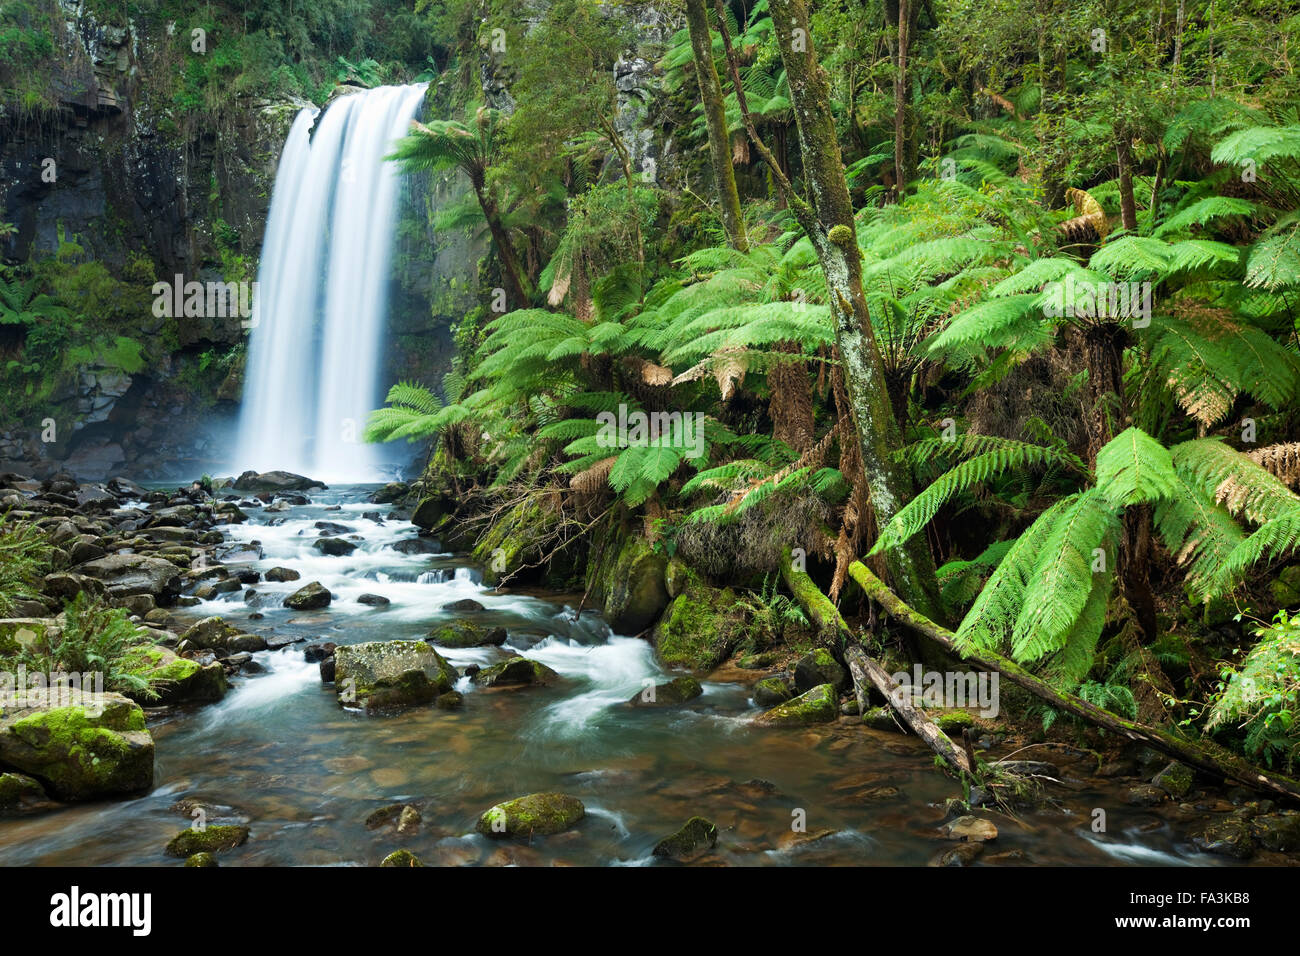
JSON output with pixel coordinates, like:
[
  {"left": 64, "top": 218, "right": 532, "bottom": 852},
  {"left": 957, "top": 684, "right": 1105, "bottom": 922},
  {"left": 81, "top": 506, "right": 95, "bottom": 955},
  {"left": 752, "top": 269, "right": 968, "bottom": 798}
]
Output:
[
  {"left": 472, "top": 178, "right": 531, "bottom": 309},
  {"left": 685, "top": 0, "right": 748, "bottom": 251},
  {"left": 1083, "top": 322, "right": 1159, "bottom": 638},
  {"left": 749, "top": 0, "right": 945, "bottom": 622}
]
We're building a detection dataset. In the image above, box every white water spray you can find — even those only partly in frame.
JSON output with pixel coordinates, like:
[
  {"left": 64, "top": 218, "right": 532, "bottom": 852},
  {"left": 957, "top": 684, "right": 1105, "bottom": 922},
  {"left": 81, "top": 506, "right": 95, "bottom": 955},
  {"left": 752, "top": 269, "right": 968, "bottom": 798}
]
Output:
[{"left": 236, "top": 84, "right": 427, "bottom": 481}]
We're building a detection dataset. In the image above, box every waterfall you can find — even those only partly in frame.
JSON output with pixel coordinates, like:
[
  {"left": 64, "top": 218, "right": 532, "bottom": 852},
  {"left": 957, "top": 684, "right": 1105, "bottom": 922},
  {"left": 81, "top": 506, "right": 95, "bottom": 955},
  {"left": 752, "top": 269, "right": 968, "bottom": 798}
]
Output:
[{"left": 235, "top": 83, "right": 427, "bottom": 482}]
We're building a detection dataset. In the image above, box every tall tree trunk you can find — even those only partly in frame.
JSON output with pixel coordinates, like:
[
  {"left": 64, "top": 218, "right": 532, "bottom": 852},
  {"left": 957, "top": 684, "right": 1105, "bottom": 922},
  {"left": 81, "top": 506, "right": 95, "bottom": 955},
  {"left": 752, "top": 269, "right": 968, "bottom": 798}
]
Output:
[
  {"left": 1036, "top": 5, "right": 1068, "bottom": 208},
  {"left": 1116, "top": 133, "right": 1138, "bottom": 232},
  {"left": 684, "top": 0, "right": 747, "bottom": 251},
  {"left": 893, "top": 0, "right": 912, "bottom": 195},
  {"left": 718, "top": 0, "right": 944, "bottom": 621},
  {"left": 1172, "top": 0, "right": 1186, "bottom": 84},
  {"left": 475, "top": 183, "right": 530, "bottom": 309}
]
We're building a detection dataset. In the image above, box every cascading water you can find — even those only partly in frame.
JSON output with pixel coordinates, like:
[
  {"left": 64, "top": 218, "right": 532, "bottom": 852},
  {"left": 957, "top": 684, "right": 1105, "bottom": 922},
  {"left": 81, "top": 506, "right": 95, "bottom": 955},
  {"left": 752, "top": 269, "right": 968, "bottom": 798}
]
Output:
[{"left": 235, "top": 83, "right": 428, "bottom": 481}]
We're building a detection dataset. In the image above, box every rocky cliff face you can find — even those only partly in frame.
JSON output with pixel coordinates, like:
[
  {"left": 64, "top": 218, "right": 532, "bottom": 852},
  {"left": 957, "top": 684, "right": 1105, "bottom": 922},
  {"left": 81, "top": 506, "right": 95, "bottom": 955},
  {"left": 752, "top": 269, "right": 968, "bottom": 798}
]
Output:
[{"left": 0, "top": 2, "right": 307, "bottom": 480}]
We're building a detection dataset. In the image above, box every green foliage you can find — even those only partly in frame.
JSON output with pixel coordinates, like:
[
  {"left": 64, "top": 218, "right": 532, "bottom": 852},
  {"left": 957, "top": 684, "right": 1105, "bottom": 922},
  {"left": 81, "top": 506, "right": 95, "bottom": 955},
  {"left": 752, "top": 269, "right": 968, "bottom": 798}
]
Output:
[
  {"left": 0, "top": 512, "right": 52, "bottom": 616},
  {"left": 1207, "top": 610, "right": 1300, "bottom": 770},
  {"left": 15, "top": 592, "right": 156, "bottom": 700}
]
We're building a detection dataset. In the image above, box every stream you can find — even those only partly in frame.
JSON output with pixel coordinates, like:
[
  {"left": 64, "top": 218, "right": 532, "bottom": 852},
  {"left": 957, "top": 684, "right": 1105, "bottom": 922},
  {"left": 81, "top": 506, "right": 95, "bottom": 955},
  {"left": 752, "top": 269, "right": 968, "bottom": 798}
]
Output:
[{"left": 0, "top": 485, "right": 1222, "bottom": 866}]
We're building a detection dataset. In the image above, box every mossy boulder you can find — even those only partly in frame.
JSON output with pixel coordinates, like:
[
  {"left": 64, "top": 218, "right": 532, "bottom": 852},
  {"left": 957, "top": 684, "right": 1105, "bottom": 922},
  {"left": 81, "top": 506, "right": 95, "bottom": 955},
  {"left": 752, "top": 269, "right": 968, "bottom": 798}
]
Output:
[
  {"left": 1152, "top": 761, "right": 1194, "bottom": 799},
  {"left": 652, "top": 584, "right": 744, "bottom": 672},
  {"left": 754, "top": 683, "right": 838, "bottom": 726},
  {"left": 1252, "top": 812, "right": 1300, "bottom": 852},
  {"left": 165, "top": 824, "right": 250, "bottom": 857},
  {"left": 627, "top": 676, "right": 703, "bottom": 707},
  {"left": 0, "top": 772, "right": 49, "bottom": 813},
  {"left": 178, "top": 616, "right": 241, "bottom": 651},
  {"left": 122, "top": 645, "right": 227, "bottom": 704},
  {"left": 334, "top": 641, "right": 458, "bottom": 713},
  {"left": 794, "top": 649, "right": 848, "bottom": 692},
  {"left": 752, "top": 675, "right": 797, "bottom": 707},
  {"left": 936, "top": 710, "right": 976, "bottom": 735},
  {"left": 285, "top": 581, "right": 331, "bottom": 610},
  {"left": 1192, "top": 818, "right": 1255, "bottom": 860},
  {"left": 588, "top": 533, "right": 669, "bottom": 634},
  {"left": 471, "top": 656, "right": 559, "bottom": 688},
  {"left": 476, "top": 792, "right": 585, "bottom": 838},
  {"left": 184, "top": 852, "right": 219, "bottom": 867},
  {"left": 862, "top": 706, "right": 900, "bottom": 731},
  {"left": 652, "top": 816, "right": 718, "bottom": 861},
  {"left": 0, "top": 692, "right": 154, "bottom": 800},
  {"left": 410, "top": 495, "right": 450, "bottom": 530},
  {"left": 1268, "top": 565, "right": 1300, "bottom": 607},
  {"left": 472, "top": 497, "right": 580, "bottom": 587},
  {"left": 426, "top": 620, "right": 507, "bottom": 649}
]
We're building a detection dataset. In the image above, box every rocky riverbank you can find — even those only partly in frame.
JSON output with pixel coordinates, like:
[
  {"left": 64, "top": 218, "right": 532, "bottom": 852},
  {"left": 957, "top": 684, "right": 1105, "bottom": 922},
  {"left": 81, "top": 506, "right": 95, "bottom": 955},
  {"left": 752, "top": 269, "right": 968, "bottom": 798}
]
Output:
[{"left": 2, "top": 468, "right": 1299, "bottom": 866}]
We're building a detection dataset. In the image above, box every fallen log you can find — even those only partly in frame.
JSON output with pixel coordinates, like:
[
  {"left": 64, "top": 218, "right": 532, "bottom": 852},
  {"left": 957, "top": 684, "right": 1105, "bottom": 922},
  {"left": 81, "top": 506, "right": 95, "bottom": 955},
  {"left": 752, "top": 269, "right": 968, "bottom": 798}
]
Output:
[
  {"left": 847, "top": 560, "right": 1300, "bottom": 801},
  {"left": 779, "top": 549, "right": 973, "bottom": 777},
  {"left": 844, "top": 644, "right": 974, "bottom": 777}
]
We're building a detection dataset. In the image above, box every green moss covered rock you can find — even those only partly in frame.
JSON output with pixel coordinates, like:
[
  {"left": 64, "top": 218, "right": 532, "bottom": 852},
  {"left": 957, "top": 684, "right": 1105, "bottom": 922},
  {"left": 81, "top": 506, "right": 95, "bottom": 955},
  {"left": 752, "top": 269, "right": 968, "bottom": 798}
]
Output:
[
  {"left": 754, "top": 683, "right": 838, "bottom": 726},
  {"left": 165, "top": 824, "right": 250, "bottom": 857},
  {"left": 1152, "top": 761, "right": 1193, "bottom": 798},
  {"left": 752, "top": 675, "right": 796, "bottom": 707},
  {"left": 380, "top": 849, "right": 424, "bottom": 867},
  {"left": 590, "top": 534, "right": 669, "bottom": 634},
  {"left": 472, "top": 497, "right": 580, "bottom": 587},
  {"left": 627, "top": 676, "right": 703, "bottom": 707},
  {"left": 0, "top": 772, "right": 49, "bottom": 813},
  {"left": 652, "top": 816, "right": 718, "bottom": 861},
  {"left": 476, "top": 792, "right": 585, "bottom": 838},
  {"left": 794, "top": 649, "right": 848, "bottom": 692},
  {"left": 936, "top": 710, "right": 975, "bottom": 734},
  {"left": 122, "top": 645, "right": 227, "bottom": 704},
  {"left": 334, "top": 640, "right": 458, "bottom": 713},
  {"left": 471, "top": 656, "right": 559, "bottom": 688},
  {"left": 426, "top": 620, "right": 507, "bottom": 649},
  {"left": 652, "top": 584, "right": 744, "bottom": 672},
  {"left": 0, "top": 692, "right": 154, "bottom": 800},
  {"left": 184, "top": 852, "right": 219, "bottom": 867}
]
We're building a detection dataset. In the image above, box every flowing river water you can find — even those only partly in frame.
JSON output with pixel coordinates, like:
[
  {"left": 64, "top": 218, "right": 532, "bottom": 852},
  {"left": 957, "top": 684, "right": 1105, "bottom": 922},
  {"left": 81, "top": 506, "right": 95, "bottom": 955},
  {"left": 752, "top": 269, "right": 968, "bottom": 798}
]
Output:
[{"left": 0, "top": 486, "right": 1223, "bottom": 866}]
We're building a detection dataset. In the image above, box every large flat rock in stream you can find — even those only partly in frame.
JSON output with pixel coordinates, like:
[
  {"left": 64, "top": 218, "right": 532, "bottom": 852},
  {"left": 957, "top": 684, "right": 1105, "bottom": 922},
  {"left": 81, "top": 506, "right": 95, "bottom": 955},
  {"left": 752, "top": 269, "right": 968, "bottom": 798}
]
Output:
[
  {"left": 231, "top": 470, "right": 326, "bottom": 493},
  {"left": 77, "top": 554, "right": 182, "bottom": 603},
  {"left": 334, "top": 641, "right": 458, "bottom": 713}
]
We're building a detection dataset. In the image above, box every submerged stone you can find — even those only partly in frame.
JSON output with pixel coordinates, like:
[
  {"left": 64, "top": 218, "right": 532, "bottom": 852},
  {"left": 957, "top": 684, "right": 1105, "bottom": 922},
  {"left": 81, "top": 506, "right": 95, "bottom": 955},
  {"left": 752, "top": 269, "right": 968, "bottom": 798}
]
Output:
[
  {"left": 627, "top": 676, "right": 703, "bottom": 707},
  {"left": 652, "top": 816, "right": 718, "bottom": 861}
]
